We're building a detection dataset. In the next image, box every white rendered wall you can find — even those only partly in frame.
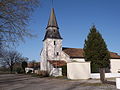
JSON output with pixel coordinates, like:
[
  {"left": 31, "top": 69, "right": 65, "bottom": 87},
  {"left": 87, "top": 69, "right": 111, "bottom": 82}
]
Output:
[
  {"left": 49, "top": 68, "right": 62, "bottom": 76},
  {"left": 40, "top": 49, "right": 47, "bottom": 70},
  {"left": 110, "top": 59, "right": 120, "bottom": 73},
  {"left": 60, "top": 51, "right": 71, "bottom": 62},
  {"left": 91, "top": 73, "right": 120, "bottom": 79},
  {"left": 40, "top": 38, "right": 62, "bottom": 71},
  {"left": 43, "top": 38, "right": 62, "bottom": 60},
  {"left": 71, "top": 58, "right": 85, "bottom": 62},
  {"left": 67, "top": 62, "right": 91, "bottom": 79}
]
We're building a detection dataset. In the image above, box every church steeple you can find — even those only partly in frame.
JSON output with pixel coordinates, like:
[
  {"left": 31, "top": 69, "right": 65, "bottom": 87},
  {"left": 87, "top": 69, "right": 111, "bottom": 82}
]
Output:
[
  {"left": 43, "top": 8, "right": 62, "bottom": 41},
  {"left": 41, "top": 7, "right": 63, "bottom": 72},
  {"left": 47, "top": 8, "right": 59, "bottom": 29}
]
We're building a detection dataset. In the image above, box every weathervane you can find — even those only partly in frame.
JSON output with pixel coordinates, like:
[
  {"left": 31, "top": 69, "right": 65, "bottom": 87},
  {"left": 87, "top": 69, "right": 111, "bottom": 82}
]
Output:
[{"left": 51, "top": 0, "right": 54, "bottom": 8}]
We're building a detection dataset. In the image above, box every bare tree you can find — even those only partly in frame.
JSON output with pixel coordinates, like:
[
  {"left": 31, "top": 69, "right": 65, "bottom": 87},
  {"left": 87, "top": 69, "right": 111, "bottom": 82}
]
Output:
[
  {"left": 0, "top": 38, "right": 5, "bottom": 57},
  {"left": 1, "top": 50, "right": 23, "bottom": 73},
  {"left": 22, "top": 61, "right": 27, "bottom": 73},
  {"left": 0, "top": 40, "right": 3, "bottom": 57},
  {"left": 0, "top": 0, "right": 39, "bottom": 44}
]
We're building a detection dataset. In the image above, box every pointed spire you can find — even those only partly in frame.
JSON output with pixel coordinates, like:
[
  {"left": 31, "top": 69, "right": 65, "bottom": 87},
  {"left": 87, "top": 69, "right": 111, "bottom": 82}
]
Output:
[
  {"left": 92, "top": 25, "right": 96, "bottom": 29},
  {"left": 43, "top": 8, "right": 62, "bottom": 41},
  {"left": 46, "top": 8, "right": 59, "bottom": 29}
]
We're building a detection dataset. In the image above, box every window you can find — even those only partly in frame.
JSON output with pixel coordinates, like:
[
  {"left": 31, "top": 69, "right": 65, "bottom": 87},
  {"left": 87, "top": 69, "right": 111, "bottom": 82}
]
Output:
[
  {"left": 56, "top": 52, "right": 59, "bottom": 56},
  {"left": 54, "top": 41, "right": 56, "bottom": 45}
]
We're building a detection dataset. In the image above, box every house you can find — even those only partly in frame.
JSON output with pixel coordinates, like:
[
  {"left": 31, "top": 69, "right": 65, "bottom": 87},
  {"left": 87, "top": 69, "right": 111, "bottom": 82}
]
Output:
[
  {"left": 40, "top": 8, "right": 120, "bottom": 77},
  {"left": 27, "top": 62, "right": 40, "bottom": 70},
  {"left": 25, "top": 62, "right": 40, "bottom": 74}
]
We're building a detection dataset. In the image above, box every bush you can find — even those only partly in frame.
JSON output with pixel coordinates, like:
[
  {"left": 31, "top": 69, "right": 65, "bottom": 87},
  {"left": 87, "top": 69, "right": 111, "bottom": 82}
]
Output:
[
  {"left": 27, "top": 70, "right": 33, "bottom": 74},
  {"left": 0, "top": 67, "right": 10, "bottom": 74},
  {"left": 37, "top": 70, "right": 49, "bottom": 77},
  {"left": 61, "top": 65, "right": 67, "bottom": 76},
  {"left": 16, "top": 67, "right": 23, "bottom": 74}
]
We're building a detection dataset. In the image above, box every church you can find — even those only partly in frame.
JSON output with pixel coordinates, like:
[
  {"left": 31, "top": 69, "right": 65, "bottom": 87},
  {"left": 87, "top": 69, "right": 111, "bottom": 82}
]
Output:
[{"left": 40, "top": 8, "right": 120, "bottom": 77}]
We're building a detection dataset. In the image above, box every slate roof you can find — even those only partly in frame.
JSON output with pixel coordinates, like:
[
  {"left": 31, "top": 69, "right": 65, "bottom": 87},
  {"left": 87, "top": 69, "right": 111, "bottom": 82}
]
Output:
[
  {"left": 47, "top": 8, "right": 58, "bottom": 29},
  {"left": 43, "top": 29, "right": 62, "bottom": 40},
  {"left": 43, "top": 8, "right": 62, "bottom": 41},
  {"left": 62, "top": 47, "right": 120, "bottom": 59}
]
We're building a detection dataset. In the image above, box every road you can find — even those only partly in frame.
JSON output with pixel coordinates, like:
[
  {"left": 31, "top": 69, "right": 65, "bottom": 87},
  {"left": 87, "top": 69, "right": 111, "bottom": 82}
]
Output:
[{"left": 0, "top": 74, "right": 116, "bottom": 90}]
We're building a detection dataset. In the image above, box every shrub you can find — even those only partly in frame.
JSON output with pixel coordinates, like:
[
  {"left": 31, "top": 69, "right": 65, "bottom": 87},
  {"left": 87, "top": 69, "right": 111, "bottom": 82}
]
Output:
[
  {"left": 16, "top": 67, "right": 23, "bottom": 74},
  {"left": 27, "top": 70, "right": 33, "bottom": 74},
  {"left": 61, "top": 65, "right": 67, "bottom": 76},
  {"left": 37, "top": 70, "right": 49, "bottom": 77}
]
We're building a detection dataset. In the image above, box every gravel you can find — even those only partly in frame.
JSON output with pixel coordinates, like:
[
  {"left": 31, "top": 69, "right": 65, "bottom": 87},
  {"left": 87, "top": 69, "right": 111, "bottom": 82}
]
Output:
[{"left": 0, "top": 74, "right": 117, "bottom": 90}]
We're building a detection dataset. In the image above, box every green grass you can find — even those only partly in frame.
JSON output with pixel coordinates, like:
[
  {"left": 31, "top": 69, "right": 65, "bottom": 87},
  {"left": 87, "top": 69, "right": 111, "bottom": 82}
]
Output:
[{"left": 81, "top": 83, "right": 108, "bottom": 86}]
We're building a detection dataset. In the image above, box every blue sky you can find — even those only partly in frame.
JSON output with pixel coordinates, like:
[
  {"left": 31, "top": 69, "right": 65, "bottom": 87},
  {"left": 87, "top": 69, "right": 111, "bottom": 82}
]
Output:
[{"left": 17, "top": 0, "right": 120, "bottom": 61}]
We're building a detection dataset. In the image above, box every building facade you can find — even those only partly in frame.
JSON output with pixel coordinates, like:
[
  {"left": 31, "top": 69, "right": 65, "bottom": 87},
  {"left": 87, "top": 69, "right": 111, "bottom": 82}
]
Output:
[{"left": 40, "top": 8, "right": 120, "bottom": 76}]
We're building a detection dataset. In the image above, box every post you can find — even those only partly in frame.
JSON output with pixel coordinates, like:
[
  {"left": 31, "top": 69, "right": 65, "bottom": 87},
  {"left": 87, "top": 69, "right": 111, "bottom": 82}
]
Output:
[
  {"left": 99, "top": 68, "right": 106, "bottom": 83},
  {"left": 116, "top": 78, "right": 120, "bottom": 89}
]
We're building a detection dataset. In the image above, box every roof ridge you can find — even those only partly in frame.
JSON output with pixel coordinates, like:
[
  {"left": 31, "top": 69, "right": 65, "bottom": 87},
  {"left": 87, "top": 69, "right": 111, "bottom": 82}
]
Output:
[
  {"left": 62, "top": 47, "right": 120, "bottom": 59},
  {"left": 62, "top": 47, "right": 83, "bottom": 49}
]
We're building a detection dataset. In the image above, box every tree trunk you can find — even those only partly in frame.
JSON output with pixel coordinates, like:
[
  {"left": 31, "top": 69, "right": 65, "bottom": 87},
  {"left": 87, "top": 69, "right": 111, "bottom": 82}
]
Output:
[
  {"left": 10, "top": 66, "right": 13, "bottom": 74},
  {"left": 23, "top": 68, "right": 25, "bottom": 73},
  {"left": 99, "top": 68, "right": 106, "bottom": 83}
]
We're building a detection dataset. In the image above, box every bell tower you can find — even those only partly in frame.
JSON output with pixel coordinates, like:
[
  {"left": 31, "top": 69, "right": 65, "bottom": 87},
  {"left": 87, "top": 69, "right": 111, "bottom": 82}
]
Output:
[{"left": 41, "top": 8, "right": 63, "bottom": 70}]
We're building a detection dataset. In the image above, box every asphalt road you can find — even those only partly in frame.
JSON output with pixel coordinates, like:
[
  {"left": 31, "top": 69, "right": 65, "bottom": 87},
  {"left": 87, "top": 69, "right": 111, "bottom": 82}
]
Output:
[{"left": 0, "top": 74, "right": 117, "bottom": 90}]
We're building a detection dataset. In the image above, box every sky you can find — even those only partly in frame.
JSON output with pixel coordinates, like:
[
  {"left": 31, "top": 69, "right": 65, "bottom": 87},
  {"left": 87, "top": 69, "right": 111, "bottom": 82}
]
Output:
[{"left": 17, "top": 0, "right": 120, "bottom": 61}]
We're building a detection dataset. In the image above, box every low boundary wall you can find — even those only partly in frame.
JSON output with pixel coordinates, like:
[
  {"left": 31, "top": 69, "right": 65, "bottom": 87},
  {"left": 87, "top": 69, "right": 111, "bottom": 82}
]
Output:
[
  {"left": 91, "top": 73, "right": 120, "bottom": 79},
  {"left": 67, "top": 62, "right": 91, "bottom": 79}
]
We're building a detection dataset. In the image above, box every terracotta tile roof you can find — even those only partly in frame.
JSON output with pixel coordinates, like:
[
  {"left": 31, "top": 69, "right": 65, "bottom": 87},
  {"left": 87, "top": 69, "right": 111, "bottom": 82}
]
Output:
[
  {"left": 110, "top": 52, "right": 120, "bottom": 59},
  {"left": 63, "top": 47, "right": 84, "bottom": 58},
  {"left": 62, "top": 47, "right": 120, "bottom": 59},
  {"left": 48, "top": 60, "right": 67, "bottom": 67},
  {"left": 28, "top": 62, "right": 40, "bottom": 68}
]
